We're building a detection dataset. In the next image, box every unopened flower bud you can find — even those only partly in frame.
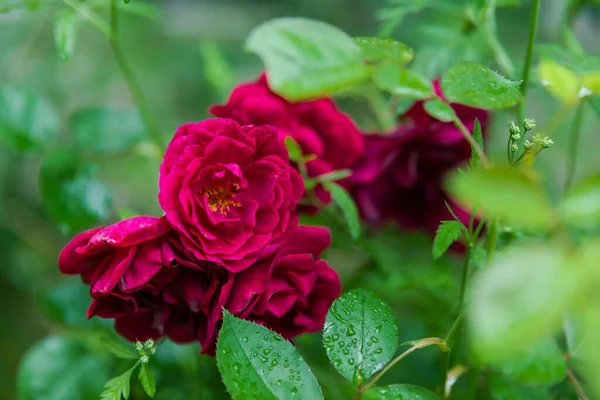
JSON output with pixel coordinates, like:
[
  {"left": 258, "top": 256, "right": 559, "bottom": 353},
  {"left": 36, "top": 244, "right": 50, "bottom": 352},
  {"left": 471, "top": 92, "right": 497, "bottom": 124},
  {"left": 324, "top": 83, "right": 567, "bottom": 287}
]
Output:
[
  {"left": 140, "top": 354, "right": 150, "bottom": 364},
  {"left": 509, "top": 121, "right": 521, "bottom": 135},
  {"left": 542, "top": 137, "right": 554, "bottom": 148},
  {"left": 135, "top": 341, "right": 144, "bottom": 352},
  {"left": 511, "top": 133, "right": 521, "bottom": 141},
  {"left": 523, "top": 118, "right": 536, "bottom": 131},
  {"left": 511, "top": 143, "right": 519, "bottom": 152},
  {"left": 524, "top": 140, "right": 532, "bottom": 150}
]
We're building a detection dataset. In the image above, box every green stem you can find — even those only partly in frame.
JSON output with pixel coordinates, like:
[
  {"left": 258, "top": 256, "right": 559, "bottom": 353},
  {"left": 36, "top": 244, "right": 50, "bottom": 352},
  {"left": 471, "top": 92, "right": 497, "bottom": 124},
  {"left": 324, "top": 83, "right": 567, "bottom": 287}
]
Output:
[
  {"left": 439, "top": 314, "right": 464, "bottom": 399},
  {"left": 486, "top": 218, "right": 499, "bottom": 264},
  {"left": 466, "top": 367, "right": 482, "bottom": 400},
  {"left": 518, "top": 0, "right": 540, "bottom": 123},
  {"left": 452, "top": 116, "right": 489, "bottom": 167},
  {"left": 458, "top": 245, "right": 472, "bottom": 308},
  {"left": 475, "top": 0, "right": 515, "bottom": 77},
  {"left": 564, "top": 101, "right": 586, "bottom": 192},
  {"left": 366, "top": 87, "right": 396, "bottom": 133},
  {"left": 109, "top": 0, "right": 164, "bottom": 153}
]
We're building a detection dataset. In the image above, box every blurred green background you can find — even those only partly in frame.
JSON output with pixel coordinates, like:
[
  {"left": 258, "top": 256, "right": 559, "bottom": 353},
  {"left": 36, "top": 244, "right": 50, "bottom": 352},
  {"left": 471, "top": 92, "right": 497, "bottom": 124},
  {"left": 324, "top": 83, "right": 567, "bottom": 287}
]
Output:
[{"left": 1, "top": 0, "right": 600, "bottom": 399}]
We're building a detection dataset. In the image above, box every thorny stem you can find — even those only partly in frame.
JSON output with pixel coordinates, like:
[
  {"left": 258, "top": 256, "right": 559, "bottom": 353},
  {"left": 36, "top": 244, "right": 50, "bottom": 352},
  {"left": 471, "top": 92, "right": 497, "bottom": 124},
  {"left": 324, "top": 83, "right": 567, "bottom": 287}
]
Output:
[
  {"left": 452, "top": 116, "right": 489, "bottom": 167},
  {"left": 518, "top": 0, "right": 540, "bottom": 123},
  {"left": 564, "top": 101, "right": 586, "bottom": 193},
  {"left": 109, "top": 0, "right": 164, "bottom": 153}
]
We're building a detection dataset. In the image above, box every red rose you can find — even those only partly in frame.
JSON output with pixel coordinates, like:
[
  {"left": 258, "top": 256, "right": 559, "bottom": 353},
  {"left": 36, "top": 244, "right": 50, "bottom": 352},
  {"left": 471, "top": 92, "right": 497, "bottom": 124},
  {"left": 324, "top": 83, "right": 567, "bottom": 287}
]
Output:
[
  {"left": 158, "top": 119, "right": 304, "bottom": 272},
  {"left": 210, "top": 74, "right": 364, "bottom": 204},
  {"left": 349, "top": 81, "right": 489, "bottom": 233},
  {"left": 226, "top": 226, "right": 341, "bottom": 339}
]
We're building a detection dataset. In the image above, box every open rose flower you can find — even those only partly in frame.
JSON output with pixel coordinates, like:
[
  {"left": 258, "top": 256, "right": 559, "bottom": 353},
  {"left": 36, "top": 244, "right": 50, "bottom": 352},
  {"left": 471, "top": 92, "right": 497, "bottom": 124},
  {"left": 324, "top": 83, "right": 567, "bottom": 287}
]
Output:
[
  {"left": 349, "top": 81, "right": 489, "bottom": 233},
  {"left": 210, "top": 74, "right": 364, "bottom": 204},
  {"left": 158, "top": 119, "right": 304, "bottom": 272}
]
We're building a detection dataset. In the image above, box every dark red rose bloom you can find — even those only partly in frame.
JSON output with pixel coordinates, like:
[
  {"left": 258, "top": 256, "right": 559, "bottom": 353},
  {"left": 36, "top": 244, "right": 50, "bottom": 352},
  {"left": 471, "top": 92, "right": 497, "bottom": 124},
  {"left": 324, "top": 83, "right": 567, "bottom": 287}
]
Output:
[
  {"left": 349, "top": 81, "right": 489, "bottom": 232},
  {"left": 158, "top": 119, "right": 304, "bottom": 272},
  {"left": 209, "top": 74, "right": 364, "bottom": 204},
  {"left": 226, "top": 225, "right": 340, "bottom": 340}
]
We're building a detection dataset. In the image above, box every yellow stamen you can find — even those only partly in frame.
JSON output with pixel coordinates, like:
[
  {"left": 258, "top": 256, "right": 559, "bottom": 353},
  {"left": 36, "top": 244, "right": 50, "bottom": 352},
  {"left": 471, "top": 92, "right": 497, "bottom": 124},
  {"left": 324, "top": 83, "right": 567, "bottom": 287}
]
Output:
[{"left": 203, "top": 185, "right": 241, "bottom": 215}]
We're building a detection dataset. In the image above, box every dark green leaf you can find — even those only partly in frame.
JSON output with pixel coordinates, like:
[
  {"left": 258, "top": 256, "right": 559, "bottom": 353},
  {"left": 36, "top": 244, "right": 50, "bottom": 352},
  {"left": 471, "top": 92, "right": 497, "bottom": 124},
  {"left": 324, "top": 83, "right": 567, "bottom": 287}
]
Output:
[
  {"left": 373, "top": 63, "right": 433, "bottom": 99},
  {"left": 217, "top": 311, "right": 323, "bottom": 400},
  {"left": 138, "top": 364, "right": 156, "bottom": 398},
  {"left": 561, "top": 172, "right": 600, "bottom": 228},
  {"left": 423, "top": 98, "right": 456, "bottom": 122},
  {"left": 0, "top": 87, "right": 59, "bottom": 152},
  {"left": 101, "top": 337, "right": 138, "bottom": 360},
  {"left": 468, "top": 245, "right": 577, "bottom": 362},
  {"left": 100, "top": 366, "right": 135, "bottom": 400},
  {"left": 442, "top": 62, "right": 521, "bottom": 109},
  {"left": 322, "top": 182, "right": 361, "bottom": 239},
  {"left": 54, "top": 10, "right": 78, "bottom": 61},
  {"left": 447, "top": 167, "right": 555, "bottom": 230},
  {"left": 71, "top": 108, "right": 145, "bottom": 154},
  {"left": 246, "top": 18, "right": 369, "bottom": 100},
  {"left": 469, "top": 119, "right": 484, "bottom": 169},
  {"left": 284, "top": 136, "right": 303, "bottom": 162},
  {"left": 354, "top": 37, "right": 414, "bottom": 64},
  {"left": 17, "top": 335, "right": 110, "bottom": 400},
  {"left": 538, "top": 59, "right": 580, "bottom": 105},
  {"left": 39, "top": 148, "right": 113, "bottom": 234},
  {"left": 362, "top": 384, "right": 438, "bottom": 400},
  {"left": 432, "top": 220, "right": 463, "bottom": 259},
  {"left": 323, "top": 289, "right": 399, "bottom": 385}
]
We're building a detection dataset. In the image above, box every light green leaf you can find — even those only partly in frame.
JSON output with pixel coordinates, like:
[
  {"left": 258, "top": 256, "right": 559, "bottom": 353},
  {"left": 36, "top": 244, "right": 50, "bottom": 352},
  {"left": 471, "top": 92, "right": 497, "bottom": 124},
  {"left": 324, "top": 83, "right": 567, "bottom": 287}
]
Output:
[
  {"left": 138, "top": 364, "right": 156, "bottom": 398},
  {"left": 284, "top": 136, "right": 303, "bottom": 162},
  {"left": 487, "top": 373, "right": 552, "bottom": 400},
  {"left": 469, "top": 118, "right": 484, "bottom": 169},
  {"left": 322, "top": 182, "right": 361, "bottom": 239},
  {"left": 447, "top": 167, "right": 555, "bottom": 230},
  {"left": 246, "top": 18, "right": 370, "bottom": 100},
  {"left": 0, "top": 87, "right": 59, "bottom": 152},
  {"left": 39, "top": 148, "right": 113, "bottom": 235},
  {"left": 71, "top": 108, "right": 145, "bottom": 154},
  {"left": 362, "top": 384, "right": 438, "bottom": 400},
  {"left": 216, "top": 311, "right": 323, "bottom": 400},
  {"left": 423, "top": 98, "right": 456, "bottom": 122},
  {"left": 17, "top": 336, "right": 109, "bottom": 400},
  {"left": 582, "top": 71, "right": 600, "bottom": 96},
  {"left": 492, "top": 338, "right": 566, "bottom": 385},
  {"left": 432, "top": 220, "right": 463, "bottom": 259},
  {"left": 442, "top": 62, "right": 521, "bottom": 109},
  {"left": 101, "top": 337, "right": 138, "bottom": 360},
  {"left": 538, "top": 59, "right": 580, "bottom": 105},
  {"left": 468, "top": 245, "right": 577, "bottom": 363},
  {"left": 561, "top": 172, "right": 600, "bottom": 227},
  {"left": 373, "top": 63, "right": 433, "bottom": 99},
  {"left": 354, "top": 37, "right": 414, "bottom": 65},
  {"left": 323, "top": 289, "right": 399, "bottom": 385},
  {"left": 54, "top": 10, "right": 79, "bottom": 61},
  {"left": 100, "top": 366, "right": 135, "bottom": 400}
]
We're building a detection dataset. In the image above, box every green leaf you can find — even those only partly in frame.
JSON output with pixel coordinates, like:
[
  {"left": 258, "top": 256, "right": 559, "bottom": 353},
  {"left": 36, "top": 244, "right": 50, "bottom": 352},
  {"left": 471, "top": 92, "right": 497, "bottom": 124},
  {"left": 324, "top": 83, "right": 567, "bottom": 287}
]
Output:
[
  {"left": 322, "top": 182, "right": 361, "bottom": 239},
  {"left": 538, "top": 59, "right": 580, "bottom": 105},
  {"left": 314, "top": 169, "right": 352, "bottom": 183},
  {"left": 100, "top": 366, "right": 135, "bottom": 400},
  {"left": 468, "top": 245, "right": 578, "bottom": 363},
  {"left": 101, "top": 337, "right": 138, "bottom": 360},
  {"left": 590, "top": 97, "right": 600, "bottom": 119},
  {"left": 560, "top": 171, "right": 600, "bottom": 228},
  {"left": 441, "top": 62, "right": 521, "bottom": 109},
  {"left": 447, "top": 167, "right": 555, "bottom": 230},
  {"left": 487, "top": 373, "right": 552, "bottom": 400},
  {"left": 39, "top": 148, "right": 113, "bottom": 234},
  {"left": 423, "top": 98, "right": 456, "bottom": 122},
  {"left": 0, "top": 87, "right": 59, "bottom": 152},
  {"left": 87, "top": 0, "right": 159, "bottom": 18},
  {"left": 71, "top": 108, "right": 145, "bottom": 154},
  {"left": 199, "top": 40, "right": 234, "bottom": 99},
  {"left": 353, "top": 37, "right": 414, "bottom": 65},
  {"left": 492, "top": 338, "right": 567, "bottom": 385},
  {"left": 469, "top": 118, "right": 484, "bottom": 169},
  {"left": 373, "top": 63, "right": 433, "bottom": 99},
  {"left": 582, "top": 71, "right": 600, "bottom": 96},
  {"left": 124, "top": 0, "right": 130, "bottom": 3},
  {"left": 54, "top": 10, "right": 78, "bottom": 61},
  {"left": 323, "top": 289, "right": 399, "bottom": 385},
  {"left": 284, "top": 136, "right": 303, "bottom": 162},
  {"left": 17, "top": 335, "right": 109, "bottom": 400},
  {"left": 138, "top": 364, "right": 156, "bottom": 398},
  {"left": 217, "top": 311, "right": 323, "bottom": 400},
  {"left": 245, "top": 18, "right": 370, "bottom": 101},
  {"left": 362, "top": 384, "right": 438, "bottom": 400},
  {"left": 432, "top": 220, "right": 463, "bottom": 259}
]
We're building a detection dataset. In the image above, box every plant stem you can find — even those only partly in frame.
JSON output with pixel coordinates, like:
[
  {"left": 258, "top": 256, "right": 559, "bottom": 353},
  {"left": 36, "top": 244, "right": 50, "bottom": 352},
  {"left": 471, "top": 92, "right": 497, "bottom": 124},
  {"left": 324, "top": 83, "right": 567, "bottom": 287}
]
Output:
[
  {"left": 109, "top": 0, "right": 164, "bottom": 153},
  {"left": 564, "top": 101, "right": 586, "bottom": 192},
  {"left": 365, "top": 86, "right": 396, "bottom": 133},
  {"left": 486, "top": 218, "right": 499, "bottom": 264},
  {"left": 458, "top": 245, "right": 472, "bottom": 308},
  {"left": 438, "top": 314, "right": 464, "bottom": 399},
  {"left": 453, "top": 116, "right": 489, "bottom": 167},
  {"left": 567, "top": 367, "right": 589, "bottom": 400},
  {"left": 466, "top": 367, "right": 481, "bottom": 399},
  {"left": 476, "top": 0, "right": 515, "bottom": 77},
  {"left": 518, "top": 0, "right": 540, "bottom": 123}
]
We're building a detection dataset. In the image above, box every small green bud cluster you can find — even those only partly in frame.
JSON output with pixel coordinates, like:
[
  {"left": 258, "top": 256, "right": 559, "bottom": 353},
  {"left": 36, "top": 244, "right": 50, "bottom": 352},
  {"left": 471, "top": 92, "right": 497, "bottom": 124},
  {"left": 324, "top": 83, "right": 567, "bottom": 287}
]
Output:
[
  {"left": 524, "top": 133, "right": 553, "bottom": 151},
  {"left": 135, "top": 339, "right": 156, "bottom": 364},
  {"left": 523, "top": 118, "right": 536, "bottom": 131}
]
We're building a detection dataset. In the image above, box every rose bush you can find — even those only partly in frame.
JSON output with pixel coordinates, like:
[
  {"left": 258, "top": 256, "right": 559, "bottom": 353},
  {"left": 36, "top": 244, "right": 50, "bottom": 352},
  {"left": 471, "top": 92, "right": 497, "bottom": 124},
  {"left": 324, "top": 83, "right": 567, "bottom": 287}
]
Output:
[{"left": 158, "top": 118, "right": 304, "bottom": 271}]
